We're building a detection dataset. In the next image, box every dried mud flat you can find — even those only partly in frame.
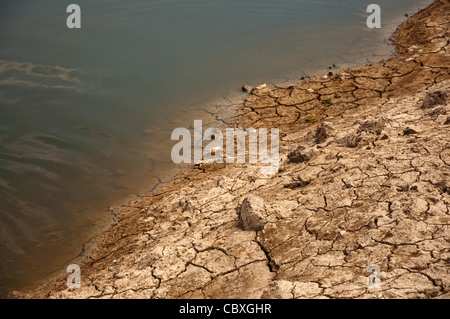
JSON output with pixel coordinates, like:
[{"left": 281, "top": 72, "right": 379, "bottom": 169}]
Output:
[{"left": 20, "top": 0, "right": 449, "bottom": 299}]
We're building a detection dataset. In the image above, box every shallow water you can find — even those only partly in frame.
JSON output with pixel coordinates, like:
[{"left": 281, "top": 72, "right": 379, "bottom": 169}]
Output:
[{"left": 0, "top": 0, "right": 433, "bottom": 296}]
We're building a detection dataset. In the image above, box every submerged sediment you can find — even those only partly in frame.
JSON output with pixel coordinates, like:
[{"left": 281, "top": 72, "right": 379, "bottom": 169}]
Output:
[{"left": 21, "top": 0, "right": 450, "bottom": 299}]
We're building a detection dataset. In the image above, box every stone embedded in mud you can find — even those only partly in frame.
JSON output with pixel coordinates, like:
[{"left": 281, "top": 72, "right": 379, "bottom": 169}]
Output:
[
  {"left": 403, "top": 127, "right": 418, "bottom": 135},
  {"left": 428, "top": 107, "right": 446, "bottom": 119},
  {"left": 358, "top": 119, "right": 385, "bottom": 135},
  {"left": 341, "top": 134, "right": 362, "bottom": 148},
  {"left": 284, "top": 177, "right": 310, "bottom": 190},
  {"left": 237, "top": 195, "right": 267, "bottom": 231},
  {"left": 315, "top": 122, "right": 334, "bottom": 144},
  {"left": 242, "top": 85, "right": 252, "bottom": 93},
  {"left": 288, "top": 146, "right": 315, "bottom": 163},
  {"left": 422, "top": 90, "right": 448, "bottom": 108}
]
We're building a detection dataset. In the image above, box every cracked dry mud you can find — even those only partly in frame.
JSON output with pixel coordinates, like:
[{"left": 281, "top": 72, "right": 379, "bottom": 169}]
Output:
[{"left": 22, "top": 0, "right": 449, "bottom": 299}]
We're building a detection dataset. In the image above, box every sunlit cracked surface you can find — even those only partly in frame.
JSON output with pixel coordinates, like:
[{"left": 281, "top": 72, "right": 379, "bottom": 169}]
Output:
[{"left": 21, "top": 0, "right": 449, "bottom": 299}]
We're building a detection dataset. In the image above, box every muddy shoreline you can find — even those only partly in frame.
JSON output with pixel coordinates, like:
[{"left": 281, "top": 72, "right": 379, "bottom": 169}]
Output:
[{"left": 19, "top": 0, "right": 449, "bottom": 299}]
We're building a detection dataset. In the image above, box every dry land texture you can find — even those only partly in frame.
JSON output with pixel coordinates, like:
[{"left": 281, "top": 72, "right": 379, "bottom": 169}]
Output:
[{"left": 20, "top": 0, "right": 450, "bottom": 299}]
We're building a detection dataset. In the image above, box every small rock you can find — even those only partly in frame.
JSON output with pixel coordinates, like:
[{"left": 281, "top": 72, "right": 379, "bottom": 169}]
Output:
[
  {"left": 237, "top": 195, "right": 267, "bottom": 231},
  {"left": 315, "top": 122, "right": 333, "bottom": 144},
  {"left": 255, "top": 84, "right": 268, "bottom": 90},
  {"left": 341, "top": 134, "right": 362, "bottom": 148},
  {"left": 444, "top": 117, "right": 450, "bottom": 125},
  {"left": 242, "top": 85, "right": 252, "bottom": 93},
  {"left": 288, "top": 146, "right": 315, "bottom": 163},
  {"left": 358, "top": 119, "right": 385, "bottom": 135},
  {"left": 403, "top": 127, "right": 418, "bottom": 135},
  {"left": 284, "top": 177, "right": 310, "bottom": 190},
  {"left": 422, "top": 91, "right": 448, "bottom": 109},
  {"left": 307, "top": 88, "right": 315, "bottom": 93},
  {"left": 429, "top": 107, "right": 445, "bottom": 119}
]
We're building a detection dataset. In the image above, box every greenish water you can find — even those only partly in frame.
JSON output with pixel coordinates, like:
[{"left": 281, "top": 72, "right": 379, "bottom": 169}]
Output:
[{"left": 0, "top": 0, "right": 433, "bottom": 297}]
